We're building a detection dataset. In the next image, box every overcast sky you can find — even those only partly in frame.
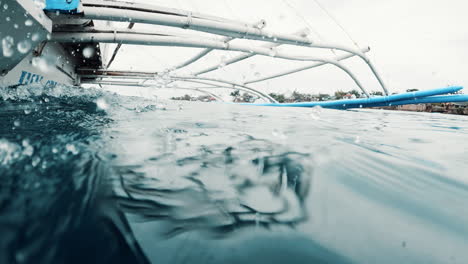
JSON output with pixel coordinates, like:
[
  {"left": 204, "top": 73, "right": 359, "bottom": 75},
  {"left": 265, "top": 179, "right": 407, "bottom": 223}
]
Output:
[{"left": 108, "top": 0, "right": 468, "bottom": 98}]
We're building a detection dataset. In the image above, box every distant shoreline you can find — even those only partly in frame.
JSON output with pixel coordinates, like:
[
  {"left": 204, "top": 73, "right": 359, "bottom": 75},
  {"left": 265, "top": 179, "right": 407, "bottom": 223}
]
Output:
[{"left": 374, "top": 104, "right": 468, "bottom": 116}]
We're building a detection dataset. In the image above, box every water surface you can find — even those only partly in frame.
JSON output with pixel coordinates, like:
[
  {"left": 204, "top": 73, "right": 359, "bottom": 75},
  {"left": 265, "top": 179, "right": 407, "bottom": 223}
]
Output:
[{"left": 1, "top": 84, "right": 467, "bottom": 264}]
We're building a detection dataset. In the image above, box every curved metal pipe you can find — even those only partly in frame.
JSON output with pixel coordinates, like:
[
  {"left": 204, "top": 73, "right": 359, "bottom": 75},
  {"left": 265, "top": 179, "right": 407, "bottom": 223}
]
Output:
[
  {"left": 168, "top": 76, "right": 277, "bottom": 103},
  {"left": 81, "top": 6, "right": 308, "bottom": 46},
  {"left": 245, "top": 46, "right": 370, "bottom": 84},
  {"left": 88, "top": 80, "right": 225, "bottom": 101},
  {"left": 81, "top": 78, "right": 270, "bottom": 103},
  {"left": 192, "top": 28, "right": 309, "bottom": 76},
  {"left": 75, "top": 5, "right": 388, "bottom": 94},
  {"left": 52, "top": 32, "right": 370, "bottom": 97}
]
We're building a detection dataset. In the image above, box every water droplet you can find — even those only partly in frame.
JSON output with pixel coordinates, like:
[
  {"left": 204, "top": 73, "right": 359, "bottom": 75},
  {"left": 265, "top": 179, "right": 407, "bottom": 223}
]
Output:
[
  {"left": 33, "top": 0, "right": 45, "bottom": 9},
  {"left": 6, "top": 17, "right": 10, "bottom": 22},
  {"left": 31, "top": 33, "right": 41, "bottom": 42},
  {"left": 31, "top": 56, "right": 53, "bottom": 72},
  {"left": 17, "top": 40, "right": 32, "bottom": 54},
  {"left": 24, "top": 109, "right": 32, "bottom": 115},
  {"left": 13, "top": 120, "right": 20, "bottom": 127},
  {"left": 14, "top": 24, "right": 19, "bottom": 29},
  {"left": 2, "top": 36, "right": 15, "bottom": 57},
  {"left": 52, "top": 147, "right": 58, "bottom": 154},
  {"left": 25, "top": 19, "right": 33, "bottom": 26},
  {"left": 268, "top": 48, "right": 277, "bottom": 57},
  {"left": 218, "top": 62, "right": 226, "bottom": 69},
  {"left": 96, "top": 98, "right": 109, "bottom": 110},
  {"left": 82, "top": 46, "right": 95, "bottom": 58},
  {"left": 273, "top": 37, "right": 278, "bottom": 42},
  {"left": 3, "top": 3, "right": 8, "bottom": 10},
  {"left": 272, "top": 129, "right": 287, "bottom": 139},
  {"left": 354, "top": 136, "right": 361, "bottom": 144}
]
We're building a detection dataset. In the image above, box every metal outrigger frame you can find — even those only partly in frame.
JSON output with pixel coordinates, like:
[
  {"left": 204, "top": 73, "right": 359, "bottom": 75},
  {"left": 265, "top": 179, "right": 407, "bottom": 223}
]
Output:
[
  {"left": 48, "top": 0, "right": 466, "bottom": 108},
  {"left": 50, "top": 0, "right": 390, "bottom": 99}
]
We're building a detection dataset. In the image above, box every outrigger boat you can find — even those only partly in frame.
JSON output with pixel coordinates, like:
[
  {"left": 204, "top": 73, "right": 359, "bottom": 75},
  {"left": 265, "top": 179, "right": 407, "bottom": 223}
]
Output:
[{"left": 1, "top": 0, "right": 467, "bottom": 108}]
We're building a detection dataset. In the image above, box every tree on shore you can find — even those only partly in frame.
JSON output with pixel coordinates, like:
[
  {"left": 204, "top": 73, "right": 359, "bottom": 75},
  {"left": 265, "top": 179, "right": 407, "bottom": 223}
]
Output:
[
  {"left": 269, "top": 93, "right": 286, "bottom": 103},
  {"left": 349, "top": 89, "right": 361, "bottom": 98},
  {"left": 334, "top": 91, "right": 347, "bottom": 99}
]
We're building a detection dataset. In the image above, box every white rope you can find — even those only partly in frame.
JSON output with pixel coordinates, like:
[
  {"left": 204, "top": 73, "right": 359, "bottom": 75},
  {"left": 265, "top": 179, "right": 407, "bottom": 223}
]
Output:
[
  {"left": 282, "top": 0, "right": 337, "bottom": 56},
  {"left": 311, "top": 0, "right": 360, "bottom": 48},
  {"left": 282, "top": 0, "right": 322, "bottom": 41}
]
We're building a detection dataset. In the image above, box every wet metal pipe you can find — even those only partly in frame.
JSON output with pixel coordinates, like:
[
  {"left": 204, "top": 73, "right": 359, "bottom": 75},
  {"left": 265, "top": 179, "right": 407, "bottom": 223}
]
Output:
[
  {"left": 77, "top": 5, "right": 389, "bottom": 94},
  {"left": 244, "top": 47, "right": 370, "bottom": 84},
  {"left": 52, "top": 32, "right": 370, "bottom": 97},
  {"left": 247, "top": 86, "right": 464, "bottom": 109}
]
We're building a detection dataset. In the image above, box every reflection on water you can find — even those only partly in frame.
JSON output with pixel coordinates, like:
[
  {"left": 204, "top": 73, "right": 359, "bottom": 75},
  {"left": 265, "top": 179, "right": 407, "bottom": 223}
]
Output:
[
  {"left": 1, "top": 84, "right": 468, "bottom": 264},
  {"left": 115, "top": 149, "right": 311, "bottom": 237}
]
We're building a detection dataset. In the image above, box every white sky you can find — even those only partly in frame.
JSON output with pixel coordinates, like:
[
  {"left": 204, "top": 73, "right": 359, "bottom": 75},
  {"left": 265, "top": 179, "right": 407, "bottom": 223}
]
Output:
[{"left": 107, "top": 0, "right": 468, "bottom": 98}]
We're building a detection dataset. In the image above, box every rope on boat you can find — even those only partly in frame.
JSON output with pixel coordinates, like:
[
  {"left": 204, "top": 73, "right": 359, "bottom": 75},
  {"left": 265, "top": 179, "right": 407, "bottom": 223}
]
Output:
[{"left": 311, "top": 0, "right": 360, "bottom": 48}]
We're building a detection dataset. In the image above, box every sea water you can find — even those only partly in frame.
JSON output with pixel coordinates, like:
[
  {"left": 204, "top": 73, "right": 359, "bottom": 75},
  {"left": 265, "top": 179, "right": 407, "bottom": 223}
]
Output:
[{"left": 0, "top": 84, "right": 467, "bottom": 264}]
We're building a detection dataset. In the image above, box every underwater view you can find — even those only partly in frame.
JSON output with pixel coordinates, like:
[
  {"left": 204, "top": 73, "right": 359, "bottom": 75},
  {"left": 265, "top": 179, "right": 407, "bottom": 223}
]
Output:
[{"left": 1, "top": 84, "right": 467, "bottom": 264}]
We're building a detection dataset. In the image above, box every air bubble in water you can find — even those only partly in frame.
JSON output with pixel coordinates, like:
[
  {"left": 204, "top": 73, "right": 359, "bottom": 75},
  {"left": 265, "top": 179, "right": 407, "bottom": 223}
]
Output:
[
  {"left": 13, "top": 120, "right": 20, "bottom": 127},
  {"left": 22, "top": 140, "right": 34, "bottom": 156},
  {"left": 2, "top": 36, "right": 15, "bottom": 57},
  {"left": 25, "top": 19, "right": 33, "bottom": 26},
  {"left": 82, "top": 46, "right": 95, "bottom": 58},
  {"left": 96, "top": 98, "right": 109, "bottom": 110},
  {"left": 15, "top": 251, "right": 25, "bottom": 264},
  {"left": 65, "top": 144, "right": 79, "bottom": 155},
  {"left": 24, "top": 109, "right": 32, "bottom": 115},
  {"left": 6, "top": 17, "right": 10, "bottom": 22},
  {"left": 31, "top": 156, "right": 41, "bottom": 167},
  {"left": 14, "top": 24, "right": 19, "bottom": 29},
  {"left": 3, "top": 3, "right": 8, "bottom": 10},
  {"left": 17, "top": 40, "right": 32, "bottom": 54}
]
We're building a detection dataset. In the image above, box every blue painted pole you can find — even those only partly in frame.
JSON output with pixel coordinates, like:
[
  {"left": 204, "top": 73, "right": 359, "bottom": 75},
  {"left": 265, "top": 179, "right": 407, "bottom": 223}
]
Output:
[{"left": 247, "top": 86, "right": 464, "bottom": 109}]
